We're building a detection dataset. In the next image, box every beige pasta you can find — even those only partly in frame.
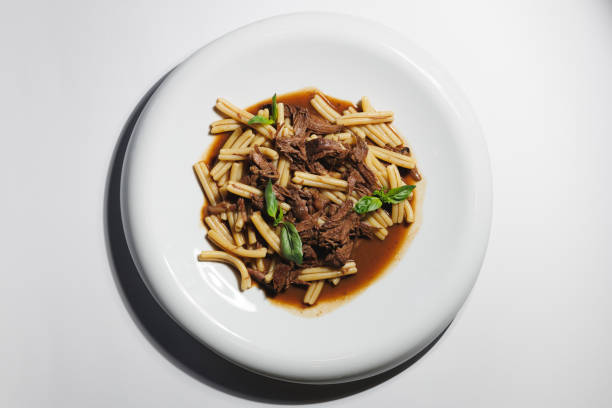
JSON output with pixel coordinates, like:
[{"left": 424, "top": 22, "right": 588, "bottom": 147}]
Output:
[
  {"left": 246, "top": 225, "right": 257, "bottom": 245},
  {"left": 217, "top": 170, "right": 229, "bottom": 187},
  {"left": 204, "top": 215, "right": 234, "bottom": 244},
  {"left": 303, "top": 280, "right": 325, "bottom": 305},
  {"left": 335, "top": 111, "right": 394, "bottom": 126},
  {"left": 233, "top": 129, "right": 255, "bottom": 148},
  {"left": 364, "top": 215, "right": 388, "bottom": 240},
  {"left": 210, "top": 118, "right": 241, "bottom": 134},
  {"left": 311, "top": 95, "right": 367, "bottom": 139},
  {"left": 292, "top": 171, "right": 348, "bottom": 191},
  {"left": 277, "top": 157, "right": 291, "bottom": 187},
  {"left": 197, "top": 251, "right": 252, "bottom": 291},
  {"left": 229, "top": 162, "right": 243, "bottom": 182},
  {"left": 250, "top": 212, "right": 281, "bottom": 253},
  {"left": 276, "top": 102, "right": 284, "bottom": 125},
  {"left": 207, "top": 229, "right": 266, "bottom": 258},
  {"left": 369, "top": 145, "right": 416, "bottom": 169},
  {"left": 264, "top": 257, "right": 277, "bottom": 283},
  {"left": 298, "top": 267, "right": 358, "bottom": 281},
  {"left": 219, "top": 147, "right": 279, "bottom": 160},
  {"left": 322, "top": 190, "right": 343, "bottom": 205},
  {"left": 226, "top": 181, "right": 263, "bottom": 199},
  {"left": 221, "top": 127, "right": 243, "bottom": 149},
  {"left": 216, "top": 98, "right": 276, "bottom": 139},
  {"left": 250, "top": 135, "right": 267, "bottom": 147},
  {"left": 387, "top": 165, "right": 404, "bottom": 224},
  {"left": 193, "top": 161, "right": 220, "bottom": 206},
  {"left": 299, "top": 262, "right": 356, "bottom": 280},
  {"left": 255, "top": 256, "right": 265, "bottom": 273},
  {"left": 226, "top": 210, "right": 246, "bottom": 247},
  {"left": 210, "top": 161, "right": 233, "bottom": 181},
  {"left": 234, "top": 211, "right": 245, "bottom": 232},
  {"left": 347, "top": 107, "right": 389, "bottom": 146},
  {"left": 361, "top": 96, "right": 404, "bottom": 146}
]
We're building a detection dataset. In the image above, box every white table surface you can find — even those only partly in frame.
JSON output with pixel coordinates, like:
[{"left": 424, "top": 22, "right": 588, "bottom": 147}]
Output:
[{"left": 2, "top": 1, "right": 611, "bottom": 406}]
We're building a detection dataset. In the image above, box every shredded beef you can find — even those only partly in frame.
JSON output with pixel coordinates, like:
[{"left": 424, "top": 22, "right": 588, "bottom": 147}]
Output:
[
  {"left": 248, "top": 268, "right": 266, "bottom": 283},
  {"left": 306, "top": 113, "right": 344, "bottom": 134},
  {"left": 383, "top": 144, "right": 411, "bottom": 156},
  {"left": 294, "top": 216, "right": 317, "bottom": 232},
  {"left": 271, "top": 263, "right": 299, "bottom": 293},
  {"left": 312, "top": 189, "right": 328, "bottom": 211},
  {"left": 356, "top": 222, "right": 379, "bottom": 240},
  {"left": 206, "top": 202, "right": 236, "bottom": 214},
  {"left": 329, "top": 199, "right": 353, "bottom": 222},
  {"left": 289, "top": 189, "right": 309, "bottom": 221},
  {"left": 250, "top": 146, "right": 278, "bottom": 180},
  {"left": 356, "top": 162, "right": 378, "bottom": 192},
  {"left": 250, "top": 194, "right": 264, "bottom": 211},
  {"left": 324, "top": 241, "right": 354, "bottom": 267},
  {"left": 275, "top": 136, "right": 307, "bottom": 171},
  {"left": 408, "top": 167, "right": 422, "bottom": 182},
  {"left": 302, "top": 245, "right": 319, "bottom": 266},
  {"left": 240, "top": 174, "right": 259, "bottom": 188},
  {"left": 350, "top": 135, "right": 369, "bottom": 162},
  {"left": 308, "top": 161, "right": 328, "bottom": 175},
  {"left": 306, "top": 138, "right": 348, "bottom": 161},
  {"left": 284, "top": 104, "right": 343, "bottom": 137}
]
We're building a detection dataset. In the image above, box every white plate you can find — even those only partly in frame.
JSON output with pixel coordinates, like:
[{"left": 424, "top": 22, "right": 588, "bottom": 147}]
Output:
[{"left": 121, "top": 12, "right": 491, "bottom": 384}]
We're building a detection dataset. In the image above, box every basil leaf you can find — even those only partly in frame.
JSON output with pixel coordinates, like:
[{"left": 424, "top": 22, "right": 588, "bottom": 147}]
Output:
[
  {"left": 248, "top": 115, "right": 274, "bottom": 125},
  {"left": 384, "top": 185, "right": 416, "bottom": 204},
  {"left": 271, "top": 93, "right": 278, "bottom": 123},
  {"left": 280, "top": 222, "right": 303, "bottom": 264},
  {"left": 274, "top": 206, "right": 284, "bottom": 226},
  {"left": 264, "top": 180, "right": 278, "bottom": 219},
  {"left": 372, "top": 189, "right": 385, "bottom": 199},
  {"left": 353, "top": 196, "right": 382, "bottom": 214}
]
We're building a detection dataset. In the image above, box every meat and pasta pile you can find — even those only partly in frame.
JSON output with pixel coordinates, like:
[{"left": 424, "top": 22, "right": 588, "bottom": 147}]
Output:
[{"left": 194, "top": 90, "right": 422, "bottom": 306}]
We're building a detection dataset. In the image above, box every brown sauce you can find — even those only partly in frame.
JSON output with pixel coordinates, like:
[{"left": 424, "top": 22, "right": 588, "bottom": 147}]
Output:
[{"left": 201, "top": 88, "right": 420, "bottom": 312}]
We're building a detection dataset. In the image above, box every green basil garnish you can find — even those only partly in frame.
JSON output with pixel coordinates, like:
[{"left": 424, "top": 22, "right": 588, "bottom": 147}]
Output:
[
  {"left": 264, "top": 180, "right": 284, "bottom": 226},
  {"left": 248, "top": 115, "right": 274, "bottom": 125},
  {"left": 271, "top": 93, "right": 278, "bottom": 123},
  {"left": 248, "top": 93, "right": 278, "bottom": 125},
  {"left": 354, "top": 185, "right": 415, "bottom": 214},
  {"left": 280, "top": 221, "right": 303, "bottom": 265},
  {"left": 265, "top": 180, "right": 278, "bottom": 219},
  {"left": 353, "top": 196, "right": 382, "bottom": 214},
  {"left": 373, "top": 185, "right": 416, "bottom": 204}
]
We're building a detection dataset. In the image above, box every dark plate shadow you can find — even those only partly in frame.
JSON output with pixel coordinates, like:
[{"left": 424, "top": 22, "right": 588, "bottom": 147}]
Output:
[{"left": 104, "top": 72, "right": 449, "bottom": 404}]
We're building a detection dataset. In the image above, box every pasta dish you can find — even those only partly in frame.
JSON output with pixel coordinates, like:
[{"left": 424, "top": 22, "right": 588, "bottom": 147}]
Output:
[{"left": 194, "top": 88, "right": 422, "bottom": 307}]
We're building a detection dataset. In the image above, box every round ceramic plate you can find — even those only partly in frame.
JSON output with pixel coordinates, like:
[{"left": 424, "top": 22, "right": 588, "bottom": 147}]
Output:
[{"left": 121, "top": 12, "right": 491, "bottom": 384}]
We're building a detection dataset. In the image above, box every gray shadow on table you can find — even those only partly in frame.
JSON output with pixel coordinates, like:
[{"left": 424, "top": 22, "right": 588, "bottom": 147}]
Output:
[{"left": 104, "top": 73, "right": 449, "bottom": 404}]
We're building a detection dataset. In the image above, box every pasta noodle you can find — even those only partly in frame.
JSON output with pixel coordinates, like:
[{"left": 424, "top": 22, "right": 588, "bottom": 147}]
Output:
[
  {"left": 204, "top": 215, "right": 234, "bottom": 244},
  {"left": 369, "top": 145, "right": 416, "bottom": 169},
  {"left": 219, "top": 147, "right": 279, "bottom": 160},
  {"left": 335, "top": 110, "right": 394, "bottom": 126},
  {"left": 193, "top": 161, "right": 220, "bottom": 206},
  {"left": 206, "top": 229, "right": 267, "bottom": 258},
  {"left": 292, "top": 171, "right": 348, "bottom": 191},
  {"left": 216, "top": 98, "right": 276, "bottom": 138},
  {"left": 250, "top": 211, "right": 281, "bottom": 254},
  {"left": 197, "top": 251, "right": 252, "bottom": 291},
  {"left": 303, "top": 280, "right": 324, "bottom": 305}
]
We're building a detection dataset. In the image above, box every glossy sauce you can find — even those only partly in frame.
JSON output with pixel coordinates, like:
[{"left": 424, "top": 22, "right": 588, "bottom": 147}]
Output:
[{"left": 201, "top": 89, "right": 417, "bottom": 310}]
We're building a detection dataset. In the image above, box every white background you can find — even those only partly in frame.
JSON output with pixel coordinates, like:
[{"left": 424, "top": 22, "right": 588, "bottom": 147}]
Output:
[{"left": 1, "top": 1, "right": 611, "bottom": 407}]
